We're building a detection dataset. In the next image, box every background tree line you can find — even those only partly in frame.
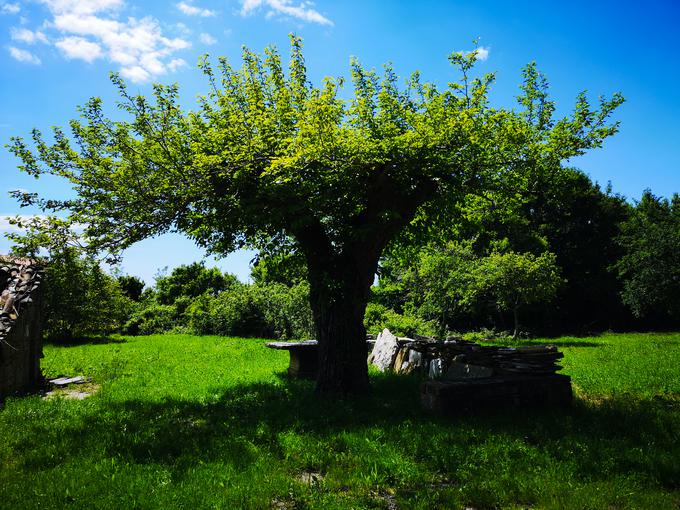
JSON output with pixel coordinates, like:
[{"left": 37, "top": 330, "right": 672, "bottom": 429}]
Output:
[{"left": 32, "top": 169, "right": 680, "bottom": 343}]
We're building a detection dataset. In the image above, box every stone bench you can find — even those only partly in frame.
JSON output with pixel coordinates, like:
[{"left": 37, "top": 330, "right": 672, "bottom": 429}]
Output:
[
  {"left": 266, "top": 339, "right": 376, "bottom": 380},
  {"left": 266, "top": 340, "right": 320, "bottom": 379},
  {"left": 421, "top": 374, "right": 572, "bottom": 414}
]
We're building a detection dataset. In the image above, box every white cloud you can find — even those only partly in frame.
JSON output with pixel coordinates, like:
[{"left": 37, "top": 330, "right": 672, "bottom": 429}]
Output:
[
  {"left": 29, "top": 0, "right": 191, "bottom": 82},
  {"left": 8, "top": 46, "right": 41, "bottom": 64},
  {"left": 40, "top": 0, "right": 123, "bottom": 16},
  {"left": 458, "top": 46, "right": 490, "bottom": 62},
  {"left": 0, "top": 215, "right": 45, "bottom": 233},
  {"left": 120, "top": 65, "right": 150, "bottom": 83},
  {"left": 475, "top": 46, "right": 490, "bottom": 61},
  {"left": 10, "top": 27, "right": 49, "bottom": 44},
  {"left": 55, "top": 36, "right": 103, "bottom": 62},
  {"left": 177, "top": 1, "right": 215, "bottom": 17},
  {"left": 167, "top": 58, "right": 186, "bottom": 72},
  {"left": 0, "top": 2, "right": 20, "bottom": 14},
  {"left": 199, "top": 32, "right": 216, "bottom": 45},
  {"left": 175, "top": 22, "right": 192, "bottom": 35},
  {"left": 240, "top": 0, "right": 332, "bottom": 26},
  {"left": 0, "top": 214, "right": 86, "bottom": 234}
]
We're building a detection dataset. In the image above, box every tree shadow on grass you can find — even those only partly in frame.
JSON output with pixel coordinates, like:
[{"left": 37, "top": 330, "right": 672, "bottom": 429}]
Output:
[
  {"left": 23, "top": 373, "right": 680, "bottom": 491},
  {"left": 44, "top": 335, "right": 128, "bottom": 347},
  {"left": 482, "top": 337, "right": 602, "bottom": 348}
]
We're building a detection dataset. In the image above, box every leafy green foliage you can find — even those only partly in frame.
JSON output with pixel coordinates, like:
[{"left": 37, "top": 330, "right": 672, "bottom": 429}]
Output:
[
  {"left": 6, "top": 37, "right": 623, "bottom": 290},
  {"left": 41, "top": 249, "right": 133, "bottom": 341},
  {"left": 382, "top": 167, "right": 630, "bottom": 334},
  {"left": 363, "top": 302, "right": 437, "bottom": 337},
  {"left": 116, "top": 275, "right": 145, "bottom": 301},
  {"left": 186, "top": 282, "right": 314, "bottom": 339},
  {"left": 616, "top": 191, "right": 680, "bottom": 318},
  {"left": 154, "top": 262, "right": 238, "bottom": 305},
  {"left": 377, "top": 244, "right": 561, "bottom": 337},
  {"left": 469, "top": 251, "right": 562, "bottom": 337},
  {"left": 250, "top": 251, "right": 307, "bottom": 286},
  {"left": 398, "top": 242, "right": 479, "bottom": 336}
]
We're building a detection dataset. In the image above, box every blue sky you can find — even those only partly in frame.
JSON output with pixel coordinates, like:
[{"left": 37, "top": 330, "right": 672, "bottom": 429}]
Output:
[{"left": 1, "top": 0, "right": 679, "bottom": 284}]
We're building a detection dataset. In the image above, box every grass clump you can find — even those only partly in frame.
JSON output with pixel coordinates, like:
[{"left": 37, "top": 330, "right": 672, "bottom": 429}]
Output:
[{"left": 1, "top": 332, "right": 679, "bottom": 509}]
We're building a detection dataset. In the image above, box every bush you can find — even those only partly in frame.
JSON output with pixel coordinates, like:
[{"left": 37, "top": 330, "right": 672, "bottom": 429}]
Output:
[
  {"left": 616, "top": 191, "right": 680, "bottom": 319},
  {"left": 155, "top": 262, "right": 238, "bottom": 305},
  {"left": 364, "top": 302, "right": 437, "bottom": 338},
  {"left": 185, "top": 283, "right": 314, "bottom": 339},
  {"left": 124, "top": 303, "right": 178, "bottom": 335},
  {"left": 258, "top": 282, "right": 314, "bottom": 339},
  {"left": 208, "top": 285, "right": 272, "bottom": 337}
]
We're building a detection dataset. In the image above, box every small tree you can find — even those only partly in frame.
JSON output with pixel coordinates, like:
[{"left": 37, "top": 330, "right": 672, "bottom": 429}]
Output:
[
  {"left": 42, "top": 248, "right": 132, "bottom": 341},
  {"left": 117, "top": 275, "right": 145, "bottom": 301},
  {"left": 472, "top": 251, "right": 563, "bottom": 338},
  {"left": 399, "top": 242, "right": 479, "bottom": 336},
  {"left": 7, "top": 38, "right": 622, "bottom": 394}
]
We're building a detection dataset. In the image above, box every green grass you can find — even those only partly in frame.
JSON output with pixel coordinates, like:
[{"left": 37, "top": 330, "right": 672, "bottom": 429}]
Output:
[{"left": 1, "top": 332, "right": 679, "bottom": 509}]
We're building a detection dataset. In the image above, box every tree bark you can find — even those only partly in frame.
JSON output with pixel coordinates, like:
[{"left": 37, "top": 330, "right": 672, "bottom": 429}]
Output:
[
  {"left": 308, "top": 272, "right": 372, "bottom": 394},
  {"left": 302, "top": 245, "right": 378, "bottom": 395}
]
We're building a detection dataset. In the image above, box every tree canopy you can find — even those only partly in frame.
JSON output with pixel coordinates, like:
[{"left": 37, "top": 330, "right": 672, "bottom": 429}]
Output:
[
  {"left": 616, "top": 191, "right": 680, "bottom": 319},
  {"left": 7, "top": 36, "right": 624, "bottom": 394}
]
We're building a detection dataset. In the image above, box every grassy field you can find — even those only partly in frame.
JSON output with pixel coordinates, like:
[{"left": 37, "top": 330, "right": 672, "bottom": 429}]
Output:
[{"left": 0, "top": 332, "right": 679, "bottom": 509}]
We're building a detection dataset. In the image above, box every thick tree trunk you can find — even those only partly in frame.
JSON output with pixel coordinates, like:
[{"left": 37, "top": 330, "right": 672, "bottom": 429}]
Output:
[
  {"left": 306, "top": 251, "right": 378, "bottom": 394},
  {"left": 309, "top": 276, "right": 371, "bottom": 395},
  {"left": 293, "top": 175, "right": 439, "bottom": 395}
]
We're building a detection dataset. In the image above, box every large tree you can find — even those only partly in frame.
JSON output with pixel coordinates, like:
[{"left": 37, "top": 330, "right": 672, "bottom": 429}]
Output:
[
  {"left": 615, "top": 190, "right": 680, "bottom": 319},
  {"left": 7, "top": 37, "right": 623, "bottom": 394}
]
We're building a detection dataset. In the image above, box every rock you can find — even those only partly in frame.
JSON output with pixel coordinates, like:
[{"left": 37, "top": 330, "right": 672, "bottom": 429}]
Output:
[
  {"left": 408, "top": 349, "right": 424, "bottom": 370},
  {"left": 297, "top": 471, "right": 324, "bottom": 485},
  {"left": 368, "top": 328, "right": 400, "bottom": 372},
  {"left": 444, "top": 359, "right": 494, "bottom": 380},
  {"left": 50, "top": 376, "right": 88, "bottom": 386},
  {"left": 429, "top": 358, "right": 445, "bottom": 379},
  {"left": 394, "top": 347, "right": 425, "bottom": 374},
  {"left": 393, "top": 347, "right": 410, "bottom": 374}
]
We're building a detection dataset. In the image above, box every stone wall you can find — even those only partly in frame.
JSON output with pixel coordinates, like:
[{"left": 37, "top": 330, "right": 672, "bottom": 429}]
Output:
[{"left": 0, "top": 256, "right": 44, "bottom": 401}]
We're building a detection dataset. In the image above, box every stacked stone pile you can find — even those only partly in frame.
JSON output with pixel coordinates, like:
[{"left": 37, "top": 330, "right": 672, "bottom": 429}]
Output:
[
  {"left": 0, "top": 256, "right": 44, "bottom": 400},
  {"left": 369, "top": 328, "right": 564, "bottom": 379},
  {"left": 0, "top": 256, "right": 43, "bottom": 342}
]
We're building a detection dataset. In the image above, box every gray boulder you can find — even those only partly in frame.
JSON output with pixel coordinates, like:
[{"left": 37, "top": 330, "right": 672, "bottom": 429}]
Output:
[{"left": 368, "top": 328, "right": 400, "bottom": 372}]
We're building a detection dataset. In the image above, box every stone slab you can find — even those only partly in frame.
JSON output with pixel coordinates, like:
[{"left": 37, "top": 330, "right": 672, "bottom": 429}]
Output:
[
  {"left": 266, "top": 340, "right": 318, "bottom": 350},
  {"left": 50, "top": 376, "right": 87, "bottom": 386},
  {"left": 368, "top": 329, "right": 400, "bottom": 372}
]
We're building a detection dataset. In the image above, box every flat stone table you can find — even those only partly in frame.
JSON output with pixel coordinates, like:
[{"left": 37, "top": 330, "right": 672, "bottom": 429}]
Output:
[
  {"left": 266, "top": 340, "right": 320, "bottom": 379},
  {"left": 266, "top": 339, "right": 376, "bottom": 380}
]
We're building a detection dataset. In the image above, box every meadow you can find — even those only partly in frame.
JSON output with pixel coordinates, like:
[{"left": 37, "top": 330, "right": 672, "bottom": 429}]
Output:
[{"left": 0, "top": 332, "right": 678, "bottom": 509}]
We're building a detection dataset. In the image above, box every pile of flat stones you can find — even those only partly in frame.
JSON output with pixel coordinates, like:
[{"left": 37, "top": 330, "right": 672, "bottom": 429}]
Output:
[
  {"left": 368, "top": 328, "right": 564, "bottom": 380},
  {"left": 0, "top": 256, "right": 43, "bottom": 345}
]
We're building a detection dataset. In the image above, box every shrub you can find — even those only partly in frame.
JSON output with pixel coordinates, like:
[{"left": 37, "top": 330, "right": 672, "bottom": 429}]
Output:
[
  {"left": 206, "top": 285, "right": 271, "bottom": 337},
  {"left": 185, "top": 282, "right": 314, "bottom": 339},
  {"left": 258, "top": 282, "right": 314, "bottom": 339},
  {"left": 124, "top": 303, "right": 178, "bottom": 335},
  {"left": 364, "top": 302, "right": 437, "bottom": 338},
  {"left": 155, "top": 262, "right": 238, "bottom": 305}
]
